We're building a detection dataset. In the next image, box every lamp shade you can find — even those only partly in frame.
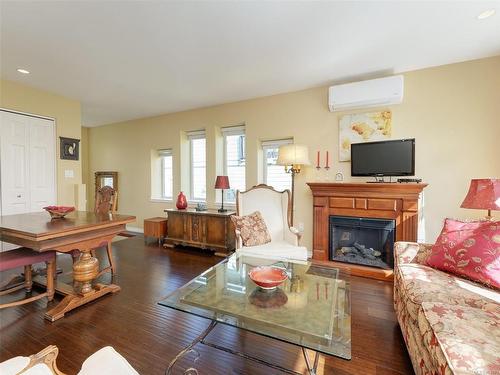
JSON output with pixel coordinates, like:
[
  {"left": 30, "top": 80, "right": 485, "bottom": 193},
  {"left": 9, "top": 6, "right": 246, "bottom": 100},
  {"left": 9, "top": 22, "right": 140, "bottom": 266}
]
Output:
[
  {"left": 276, "top": 144, "right": 311, "bottom": 166},
  {"left": 460, "top": 178, "right": 500, "bottom": 210},
  {"left": 214, "top": 175, "right": 230, "bottom": 189}
]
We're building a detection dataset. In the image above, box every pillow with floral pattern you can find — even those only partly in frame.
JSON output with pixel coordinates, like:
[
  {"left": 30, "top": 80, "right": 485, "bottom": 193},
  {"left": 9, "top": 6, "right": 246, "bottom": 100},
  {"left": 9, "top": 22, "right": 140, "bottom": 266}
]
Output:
[
  {"left": 427, "top": 218, "right": 500, "bottom": 289},
  {"left": 231, "top": 211, "right": 272, "bottom": 247}
]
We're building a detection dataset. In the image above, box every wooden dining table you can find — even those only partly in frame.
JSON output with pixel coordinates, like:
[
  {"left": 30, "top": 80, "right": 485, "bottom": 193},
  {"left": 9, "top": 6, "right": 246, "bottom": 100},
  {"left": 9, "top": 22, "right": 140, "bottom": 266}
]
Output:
[{"left": 0, "top": 211, "right": 135, "bottom": 321}]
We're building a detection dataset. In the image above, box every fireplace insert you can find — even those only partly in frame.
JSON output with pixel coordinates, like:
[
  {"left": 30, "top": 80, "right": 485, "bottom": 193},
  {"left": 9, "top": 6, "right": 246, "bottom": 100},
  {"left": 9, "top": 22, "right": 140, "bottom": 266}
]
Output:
[{"left": 329, "top": 216, "right": 395, "bottom": 269}]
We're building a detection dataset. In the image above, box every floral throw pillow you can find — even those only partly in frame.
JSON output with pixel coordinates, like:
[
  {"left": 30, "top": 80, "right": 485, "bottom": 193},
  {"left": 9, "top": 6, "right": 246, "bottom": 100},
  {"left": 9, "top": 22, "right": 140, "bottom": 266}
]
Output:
[
  {"left": 231, "top": 211, "right": 272, "bottom": 247},
  {"left": 427, "top": 218, "right": 500, "bottom": 289}
]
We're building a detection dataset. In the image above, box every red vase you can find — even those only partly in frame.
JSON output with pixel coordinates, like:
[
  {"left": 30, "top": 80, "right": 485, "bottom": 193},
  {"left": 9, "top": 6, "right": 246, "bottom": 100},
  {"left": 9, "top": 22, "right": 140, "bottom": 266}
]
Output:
[{"left": 176, "top": 192, "right": 188, "bottom": 210}]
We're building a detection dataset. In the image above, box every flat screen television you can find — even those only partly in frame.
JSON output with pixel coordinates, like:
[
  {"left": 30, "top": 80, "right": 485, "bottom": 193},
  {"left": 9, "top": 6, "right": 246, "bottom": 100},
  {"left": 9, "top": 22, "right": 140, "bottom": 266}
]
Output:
[{"left": 351, "top": 139, "right": 415, "bottom": 176}]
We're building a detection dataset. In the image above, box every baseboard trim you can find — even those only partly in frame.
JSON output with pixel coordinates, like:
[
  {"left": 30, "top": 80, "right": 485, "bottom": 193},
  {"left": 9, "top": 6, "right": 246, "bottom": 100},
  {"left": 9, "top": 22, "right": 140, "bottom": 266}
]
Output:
[{"left": 126, "top": 225, "right": 144, "bottom": 234}]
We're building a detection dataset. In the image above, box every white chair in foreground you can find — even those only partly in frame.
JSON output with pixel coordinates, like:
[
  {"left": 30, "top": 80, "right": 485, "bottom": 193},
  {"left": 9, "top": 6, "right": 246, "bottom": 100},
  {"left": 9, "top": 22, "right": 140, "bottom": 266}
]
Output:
[
  {"left": 235, "top": 184, "right": 309, "bottom": 262},
  {"left": 0, "top": 345, "right": 139, "bottom": 375}
]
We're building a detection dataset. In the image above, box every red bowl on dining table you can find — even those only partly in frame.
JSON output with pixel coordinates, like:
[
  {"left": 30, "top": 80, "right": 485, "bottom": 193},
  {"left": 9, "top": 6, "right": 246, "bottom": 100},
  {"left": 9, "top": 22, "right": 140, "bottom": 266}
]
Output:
[
  {"left": 248, "top": 266, "right": 288, "bottom": 290},
  {"left": 43, "top": 205, "right": 75, "bottom": 219}
]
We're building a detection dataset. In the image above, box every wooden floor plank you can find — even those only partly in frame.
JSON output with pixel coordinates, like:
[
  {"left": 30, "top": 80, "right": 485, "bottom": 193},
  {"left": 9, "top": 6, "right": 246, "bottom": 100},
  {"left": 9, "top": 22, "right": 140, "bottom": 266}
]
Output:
[{"left": 0, "top": 236, "right": 413, "bottom": 374}]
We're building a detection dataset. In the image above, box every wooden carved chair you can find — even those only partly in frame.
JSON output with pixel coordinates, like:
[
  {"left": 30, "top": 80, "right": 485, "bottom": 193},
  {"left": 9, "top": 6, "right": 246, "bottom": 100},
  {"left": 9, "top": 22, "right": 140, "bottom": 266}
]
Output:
[
  {"left": 0, "top": 249, "right": 55, "bottom": 309},
  {"left": 70, "top": 186, "right": 118, "bottom": 276},
  {"left": 235, "top": 184, "right": 309, "bottom": 261}
]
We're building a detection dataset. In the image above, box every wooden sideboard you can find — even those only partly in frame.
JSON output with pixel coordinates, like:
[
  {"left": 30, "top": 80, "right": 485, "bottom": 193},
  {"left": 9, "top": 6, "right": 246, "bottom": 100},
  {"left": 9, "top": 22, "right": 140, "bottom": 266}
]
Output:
[
  {"left": 308, "top": 182, "right": 428, "bottom": 280},
  {"left": 163, "top": 209, "right": 235, "bottom": 256}
]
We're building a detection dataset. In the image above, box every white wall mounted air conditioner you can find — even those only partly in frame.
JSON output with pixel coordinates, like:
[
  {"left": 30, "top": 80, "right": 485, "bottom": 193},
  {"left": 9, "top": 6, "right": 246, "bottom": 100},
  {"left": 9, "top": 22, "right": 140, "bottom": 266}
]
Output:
[{"left": 328, "top": 75, "right": 404, "bottom": 112}]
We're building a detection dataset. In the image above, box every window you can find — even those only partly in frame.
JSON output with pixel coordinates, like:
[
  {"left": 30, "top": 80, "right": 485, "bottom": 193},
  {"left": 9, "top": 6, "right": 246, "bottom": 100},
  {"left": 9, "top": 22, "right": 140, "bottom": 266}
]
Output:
[
  {"left": 159, "top": 149, "right": 173, "bottom": 199},
  {"left": 188, "top": 130, "right": 206, "bottom": 201},
  {"left": 262, "top": 139, "right": 293, "bottom": 191},
  {"left": 222, "top": 126, "right": 245, "bottom": 202}
]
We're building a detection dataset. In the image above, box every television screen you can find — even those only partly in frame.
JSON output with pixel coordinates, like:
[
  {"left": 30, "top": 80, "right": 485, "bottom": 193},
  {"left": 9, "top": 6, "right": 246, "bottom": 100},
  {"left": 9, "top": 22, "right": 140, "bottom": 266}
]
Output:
[{"left": 351, "top": 139, "right": 415, "bottom": 176}]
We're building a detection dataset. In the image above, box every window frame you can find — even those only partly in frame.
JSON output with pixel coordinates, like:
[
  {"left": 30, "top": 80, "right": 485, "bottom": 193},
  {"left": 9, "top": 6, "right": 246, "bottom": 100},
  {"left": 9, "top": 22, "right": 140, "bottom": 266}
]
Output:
[
  {"left": 221, "top": 125, "right": 246, "bottom": 203},
  {"left": 187, "top": 130, "right": 207, "bottom": 202},
  {"left": 262, "top": 138, "right": 293, "bottom": 190},
  {"left": 158, "top": 149, "right": 173, "bottom": 200}
]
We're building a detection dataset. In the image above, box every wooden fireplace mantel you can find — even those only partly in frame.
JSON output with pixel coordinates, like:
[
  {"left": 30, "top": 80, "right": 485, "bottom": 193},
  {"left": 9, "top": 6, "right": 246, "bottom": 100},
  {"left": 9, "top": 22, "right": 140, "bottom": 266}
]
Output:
[{"left": 307, "top": 182, "right": 428, "bottom": 280}]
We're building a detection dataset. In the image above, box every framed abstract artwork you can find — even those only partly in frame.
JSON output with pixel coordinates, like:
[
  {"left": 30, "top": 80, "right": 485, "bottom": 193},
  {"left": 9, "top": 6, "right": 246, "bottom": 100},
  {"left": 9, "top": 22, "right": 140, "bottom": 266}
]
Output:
[
  {"left": 59, "top": 137, "right": 80, "bottom": 160},
  {"left": 339, "top": 110, "right": 392, "bottom": 161}
]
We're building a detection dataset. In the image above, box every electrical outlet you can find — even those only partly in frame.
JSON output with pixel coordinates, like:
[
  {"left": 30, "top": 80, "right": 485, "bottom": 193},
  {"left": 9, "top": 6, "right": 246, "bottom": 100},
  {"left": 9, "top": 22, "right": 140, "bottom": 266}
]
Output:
[
  {"left": 335, "top": 171, "right": 344, "bottom": 181},
  {"left": 64, "top": 169, "right": 74, "bottom": 178},
  {"left": 297, "top": 222, "right": 305, "bottom": 232}
]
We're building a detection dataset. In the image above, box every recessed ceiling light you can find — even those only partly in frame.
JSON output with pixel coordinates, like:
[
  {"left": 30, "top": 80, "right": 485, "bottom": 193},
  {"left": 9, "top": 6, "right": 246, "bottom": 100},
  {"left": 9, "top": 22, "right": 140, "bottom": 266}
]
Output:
[
  {"left": 17, "top": 68, "right": 30, "bottom": 74},
  {"left": 477, "top": 9, "right": 496, "bottom": 20}
]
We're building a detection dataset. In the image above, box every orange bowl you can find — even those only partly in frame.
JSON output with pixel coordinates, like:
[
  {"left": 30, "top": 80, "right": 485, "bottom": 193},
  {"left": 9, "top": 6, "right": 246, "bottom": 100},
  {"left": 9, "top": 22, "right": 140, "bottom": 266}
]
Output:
[
  {"left": 43, "top": 206, "right": 75, "bottom": 219},
  {"left": 248, "top": 266, "right": 288, "bottom": 290}
]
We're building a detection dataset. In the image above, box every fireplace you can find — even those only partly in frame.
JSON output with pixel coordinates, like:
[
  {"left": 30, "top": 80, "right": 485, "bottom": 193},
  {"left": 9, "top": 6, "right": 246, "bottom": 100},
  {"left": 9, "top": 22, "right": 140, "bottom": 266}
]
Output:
[{"left": 329, "top": 216, "right": 395, "bottom": 270}]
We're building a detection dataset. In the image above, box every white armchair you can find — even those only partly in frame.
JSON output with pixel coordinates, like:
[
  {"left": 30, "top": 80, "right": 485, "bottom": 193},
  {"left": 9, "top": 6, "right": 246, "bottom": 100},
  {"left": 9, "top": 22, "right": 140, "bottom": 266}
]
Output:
[{"left": 235, "top": 184, "right": 309, "bottom": 261}]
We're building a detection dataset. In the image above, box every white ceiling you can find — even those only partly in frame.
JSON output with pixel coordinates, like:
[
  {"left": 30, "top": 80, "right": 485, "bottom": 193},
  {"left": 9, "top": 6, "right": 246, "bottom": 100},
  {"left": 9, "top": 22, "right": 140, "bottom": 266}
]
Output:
[{"left": 1, "top": 1, "right": 499, "bottom": 127}]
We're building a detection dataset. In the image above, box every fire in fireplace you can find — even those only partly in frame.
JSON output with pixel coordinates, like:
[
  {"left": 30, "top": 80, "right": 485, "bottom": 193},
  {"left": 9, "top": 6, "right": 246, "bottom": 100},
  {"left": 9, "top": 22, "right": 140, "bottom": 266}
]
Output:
[{"left": 329, "top": 216, "right": 395, "bottom": 269}]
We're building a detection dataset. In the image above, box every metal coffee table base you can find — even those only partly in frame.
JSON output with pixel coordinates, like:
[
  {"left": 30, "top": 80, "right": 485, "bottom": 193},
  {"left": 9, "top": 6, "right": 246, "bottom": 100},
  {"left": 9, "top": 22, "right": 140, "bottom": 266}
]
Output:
[{"left": 166, "top": 321, "right": 320, "bottom": 375}]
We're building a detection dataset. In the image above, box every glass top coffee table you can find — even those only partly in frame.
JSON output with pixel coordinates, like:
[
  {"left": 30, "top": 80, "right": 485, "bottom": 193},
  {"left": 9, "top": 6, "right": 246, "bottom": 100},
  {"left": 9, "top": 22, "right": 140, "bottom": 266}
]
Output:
[{"left": 158, "top": 254, "right": 351, "bottom": 374}]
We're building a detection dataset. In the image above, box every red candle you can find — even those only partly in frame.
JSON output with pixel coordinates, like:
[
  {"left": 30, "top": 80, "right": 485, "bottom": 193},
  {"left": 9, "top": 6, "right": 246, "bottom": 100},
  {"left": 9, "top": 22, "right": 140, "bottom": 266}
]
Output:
[
  {"left": 316, "top": 151, "right": 320, "bottom": 168},
  {"left": 326, "top": 151, "right": 329, "bottom": 168}
]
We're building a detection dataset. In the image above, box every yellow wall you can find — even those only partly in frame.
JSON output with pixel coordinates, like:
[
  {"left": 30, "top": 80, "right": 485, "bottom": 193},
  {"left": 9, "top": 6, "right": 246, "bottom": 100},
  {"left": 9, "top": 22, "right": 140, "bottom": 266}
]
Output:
[
  {"left": 0, "top": 79, "right": 82, "bottom": 206},
  {"left": 86, "top": 56, "right": 500, "bottom": 247}
]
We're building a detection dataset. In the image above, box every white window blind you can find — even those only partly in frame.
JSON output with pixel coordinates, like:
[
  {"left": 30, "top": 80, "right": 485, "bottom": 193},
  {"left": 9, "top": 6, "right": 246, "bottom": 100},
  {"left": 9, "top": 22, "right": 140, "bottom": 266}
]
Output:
[
  {"left": 262, "top": 138, "right": 293, "bottom": 191},
  {"left": 222, "top": 125, "right": 245, "bottom": 202},
  {"left": 187, "top": 130, "right": 206, "bottom": 201},
  {"left": 158, "top": 149, "right": 173, "bottom": 199}
]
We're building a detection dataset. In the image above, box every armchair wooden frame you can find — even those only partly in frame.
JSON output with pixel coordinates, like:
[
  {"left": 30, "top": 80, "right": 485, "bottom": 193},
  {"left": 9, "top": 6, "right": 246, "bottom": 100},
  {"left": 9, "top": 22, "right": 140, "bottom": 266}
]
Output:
[{"left": 16, "top": 345, "right": 66, "bottom": 375}]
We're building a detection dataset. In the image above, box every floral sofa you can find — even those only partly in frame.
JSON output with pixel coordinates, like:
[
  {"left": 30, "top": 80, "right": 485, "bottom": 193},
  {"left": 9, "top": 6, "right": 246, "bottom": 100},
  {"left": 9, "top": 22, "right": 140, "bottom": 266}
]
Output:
[{"left": 394, "top": 242, "right": 500, "bottom": 375}]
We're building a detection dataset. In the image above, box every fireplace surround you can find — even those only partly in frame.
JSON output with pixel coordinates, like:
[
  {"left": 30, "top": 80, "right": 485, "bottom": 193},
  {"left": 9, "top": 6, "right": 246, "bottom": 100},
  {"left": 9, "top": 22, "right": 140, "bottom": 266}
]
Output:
[{"left": 308, "top": 182, "right": 428, "bottom": 280}]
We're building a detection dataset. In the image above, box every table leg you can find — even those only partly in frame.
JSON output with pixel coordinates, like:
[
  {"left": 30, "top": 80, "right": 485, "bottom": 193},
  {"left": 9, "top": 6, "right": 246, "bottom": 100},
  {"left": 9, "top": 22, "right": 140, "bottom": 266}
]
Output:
[
  {"left": 302, "top": 347, "right": 320, "bottom": 375},
  {"left": 44, "top": 248, "right": 120, "bottom": 322}
]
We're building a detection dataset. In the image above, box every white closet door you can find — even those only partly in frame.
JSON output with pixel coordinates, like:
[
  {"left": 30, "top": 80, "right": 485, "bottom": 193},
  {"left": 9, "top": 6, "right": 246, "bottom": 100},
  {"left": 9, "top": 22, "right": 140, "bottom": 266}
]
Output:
[
  {"left": 0, "top": 111, "right": 31, "bottom": 215},
  {"left": 28, "top": 117, "right": 56, "bottom": 210},
  {"left": 0, "top": 110, "right": 56, "bottom": 251}
]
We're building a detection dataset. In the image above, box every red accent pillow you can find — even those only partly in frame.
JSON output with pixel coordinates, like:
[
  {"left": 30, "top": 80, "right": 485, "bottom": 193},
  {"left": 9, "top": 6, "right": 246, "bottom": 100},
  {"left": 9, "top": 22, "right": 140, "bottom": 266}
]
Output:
[{"left": 427, "top": 219, "right": 500, "bottom": 289}]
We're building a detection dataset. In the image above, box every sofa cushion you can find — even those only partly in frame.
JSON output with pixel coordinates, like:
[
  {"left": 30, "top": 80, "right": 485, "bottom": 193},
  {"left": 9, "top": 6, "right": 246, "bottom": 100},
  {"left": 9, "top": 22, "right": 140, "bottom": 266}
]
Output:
[
  {"left": 236, "top": 241, "right": 308, "bottom": 262},
  {"left": 231, "top": 211, "right": 272, "bottom": 247},
  {"left": 396, "top": 263, "right": 500, "bottom": 323},
  {"left": 418, "top": 302, "right": 500, "bottom": 375},
  {"left": 427, "top": 219, "right": 500, "bottom": 289}
]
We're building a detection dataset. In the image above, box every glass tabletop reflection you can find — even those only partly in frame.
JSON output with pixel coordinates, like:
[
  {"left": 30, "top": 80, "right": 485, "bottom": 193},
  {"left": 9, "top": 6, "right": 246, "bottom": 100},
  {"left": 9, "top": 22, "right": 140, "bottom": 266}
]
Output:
[{"left": 158, "top": 253, "right": 351, "bottom": 359}]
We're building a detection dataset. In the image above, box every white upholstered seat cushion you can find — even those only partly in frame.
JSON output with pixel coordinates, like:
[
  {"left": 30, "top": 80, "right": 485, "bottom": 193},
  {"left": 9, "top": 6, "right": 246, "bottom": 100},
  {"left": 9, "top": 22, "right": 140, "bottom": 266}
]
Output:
[
  {"left": 0, "top": 357, "right": 53, "bottom": 375},
  {"left": 236, "top": 241, "right": 309, "bottom": 262},
  {"left": 78, "top": 346, "right": 139, "bottom": 375},
  {"left": 0, "top": 357, "right": 31, "bottom": 375}
]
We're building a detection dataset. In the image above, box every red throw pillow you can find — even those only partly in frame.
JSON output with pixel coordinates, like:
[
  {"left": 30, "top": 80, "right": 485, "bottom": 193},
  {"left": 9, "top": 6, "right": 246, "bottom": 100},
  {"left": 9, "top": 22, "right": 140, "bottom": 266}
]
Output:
[{"left": 427, "top": 218, "right": 500, "bottom": 289}]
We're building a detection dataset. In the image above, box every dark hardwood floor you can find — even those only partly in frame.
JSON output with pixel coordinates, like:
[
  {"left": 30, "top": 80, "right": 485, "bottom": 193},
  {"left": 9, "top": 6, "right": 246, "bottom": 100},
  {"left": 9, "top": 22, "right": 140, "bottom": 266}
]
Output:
[{"left": 0, "top": 236, "right": 413, "bottom": 375}]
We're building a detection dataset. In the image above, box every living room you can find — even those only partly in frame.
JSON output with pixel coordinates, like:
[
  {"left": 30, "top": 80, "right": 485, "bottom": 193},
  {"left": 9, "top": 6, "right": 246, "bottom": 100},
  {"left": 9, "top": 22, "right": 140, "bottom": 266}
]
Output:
[{"left": 0, "top": 1, "right": 499, "bottom": 375}]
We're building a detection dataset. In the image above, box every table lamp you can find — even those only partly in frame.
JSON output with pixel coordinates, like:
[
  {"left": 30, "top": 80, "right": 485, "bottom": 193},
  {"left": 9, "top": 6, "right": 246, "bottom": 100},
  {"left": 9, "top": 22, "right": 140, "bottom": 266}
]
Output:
[
  {"left": 215, "top": 176, "right": 230, "bottom": 213},
  {"left": 276, "top": 144, "right": 311, "bottom": 224},
  {"left": 460, "top": 178, "right": 500, "bottom": 220}
]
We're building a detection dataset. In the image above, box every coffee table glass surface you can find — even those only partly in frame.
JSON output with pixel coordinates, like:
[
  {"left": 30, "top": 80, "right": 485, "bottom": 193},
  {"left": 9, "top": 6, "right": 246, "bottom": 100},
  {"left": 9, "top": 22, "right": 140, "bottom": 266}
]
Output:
[{"left": 159, "top": 253, "right": 351, "bottom": 359}]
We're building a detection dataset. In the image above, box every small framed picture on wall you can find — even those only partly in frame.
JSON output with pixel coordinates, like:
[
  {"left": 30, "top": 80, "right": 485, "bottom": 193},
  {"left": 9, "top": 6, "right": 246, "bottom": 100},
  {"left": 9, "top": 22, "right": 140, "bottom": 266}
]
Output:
[{"left": 60, "top": 137, "right": 80, "bottom": 160}]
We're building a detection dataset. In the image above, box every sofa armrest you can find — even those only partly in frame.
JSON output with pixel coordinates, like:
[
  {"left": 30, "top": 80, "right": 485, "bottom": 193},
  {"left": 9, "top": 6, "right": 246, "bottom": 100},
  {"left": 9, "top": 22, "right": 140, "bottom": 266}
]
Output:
[{"left": 394, "top": 241, "right": 433, "bottom": 267}]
